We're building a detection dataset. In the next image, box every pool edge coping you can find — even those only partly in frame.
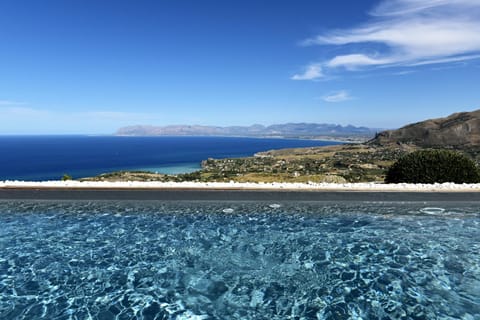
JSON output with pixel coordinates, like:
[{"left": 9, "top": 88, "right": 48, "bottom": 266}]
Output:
[{"left": 1, "top": 188, "right": 480, "bottom": 201}]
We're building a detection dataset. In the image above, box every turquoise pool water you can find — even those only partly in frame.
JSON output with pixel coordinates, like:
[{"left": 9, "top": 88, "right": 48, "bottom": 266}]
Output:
[{"left": 0, "top": 201, "right": 479, "bottom": 319}]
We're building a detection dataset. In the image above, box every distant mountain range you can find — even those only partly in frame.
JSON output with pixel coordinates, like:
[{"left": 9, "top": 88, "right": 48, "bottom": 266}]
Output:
[
  {"left": 370, "top": 109, "right": 480, "bottom": 149},
  {"left": 116, "top": 123, "right": 379, "bottom": 139}
]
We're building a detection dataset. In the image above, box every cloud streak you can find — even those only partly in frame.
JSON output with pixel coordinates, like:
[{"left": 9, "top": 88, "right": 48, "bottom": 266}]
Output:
[
  {"left": 294, "top": 0, "right": 480, "bottom": 79},
  {"left": 0, "top": 100, "right": 26, "bottom": 106},
  {"left": 322, "top": 90, "right": 353, "bottom": 103},
  {"left": 291, "top": 63, "right": 323, "bottom": 80}
]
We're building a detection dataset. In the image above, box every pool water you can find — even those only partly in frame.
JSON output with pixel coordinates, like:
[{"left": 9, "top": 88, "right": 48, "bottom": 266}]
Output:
[{"left": 0, "top": 201, "right": 479, "bottom": 319}]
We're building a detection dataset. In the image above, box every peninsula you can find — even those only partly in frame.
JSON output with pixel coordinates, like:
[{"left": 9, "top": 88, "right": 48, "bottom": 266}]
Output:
[{"left": 86, "top": 110, "right": 480, "bottom": 183}]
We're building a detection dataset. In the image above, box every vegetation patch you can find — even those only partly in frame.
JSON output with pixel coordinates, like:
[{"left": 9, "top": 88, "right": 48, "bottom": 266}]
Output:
[{"left": 385, "top": 149, "right": 480, "bottom": 184}]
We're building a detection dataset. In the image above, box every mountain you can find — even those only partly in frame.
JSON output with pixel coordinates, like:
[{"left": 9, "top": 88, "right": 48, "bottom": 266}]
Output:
[
  {"left": 116, "top": 123, "right": 378, "bottom": 139},
  {"left": 369, "top": 109, "right": 480, "bottom": 149}
]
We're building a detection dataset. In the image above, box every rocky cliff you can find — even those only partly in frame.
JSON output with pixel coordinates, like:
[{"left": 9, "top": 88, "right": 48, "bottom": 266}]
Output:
[{"left": 370, "top": 109, "right": 480, "bottom": 149}]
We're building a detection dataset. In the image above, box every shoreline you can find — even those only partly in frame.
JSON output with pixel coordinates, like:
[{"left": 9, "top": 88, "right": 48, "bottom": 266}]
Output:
[{"left": 113, "top": 134, "right": 367, "bottom": 143}]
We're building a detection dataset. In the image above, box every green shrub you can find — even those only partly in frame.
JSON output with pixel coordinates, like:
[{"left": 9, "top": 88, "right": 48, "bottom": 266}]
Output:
[
  {"left": 385, "top": 149, "right": 480, "bottom": 184},
  {"left": 61, "top": 174, "right": 73, "bottom": 181},
  {"left": 176, "top": 171, "right": 202, "bottom": 181}
]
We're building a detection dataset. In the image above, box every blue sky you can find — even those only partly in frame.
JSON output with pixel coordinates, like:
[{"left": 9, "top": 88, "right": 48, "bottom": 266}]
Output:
[{"left": 1, "top": 0, "right": 479, "bottom": 134}]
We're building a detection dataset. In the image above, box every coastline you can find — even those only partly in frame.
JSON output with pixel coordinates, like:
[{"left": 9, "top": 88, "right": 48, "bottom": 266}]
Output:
[{"left": 0, "top": 135, "right": 341, "bottom": 181}]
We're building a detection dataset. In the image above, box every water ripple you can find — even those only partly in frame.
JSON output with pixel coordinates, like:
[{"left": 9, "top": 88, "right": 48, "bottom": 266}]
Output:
[{"left": 0, "top": 201, "right": 479, "bottom": 319}]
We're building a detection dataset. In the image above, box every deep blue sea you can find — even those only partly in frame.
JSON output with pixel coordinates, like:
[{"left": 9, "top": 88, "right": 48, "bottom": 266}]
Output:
[{"left": 0, "top": 136, "right": 339, "bottom": 181}]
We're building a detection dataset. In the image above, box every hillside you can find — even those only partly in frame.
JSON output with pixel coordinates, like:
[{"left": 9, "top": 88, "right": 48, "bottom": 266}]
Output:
[
  {"left": 198, "top": 108, "right": 480, "bottom": 182},
  {"left": 370, "top": 109, "right": 480, "bottom": 149}
]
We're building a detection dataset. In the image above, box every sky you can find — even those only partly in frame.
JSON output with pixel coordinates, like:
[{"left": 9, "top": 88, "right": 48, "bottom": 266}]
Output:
[{"left": 1, "top": 0, "right": 480, "bottom": 134}]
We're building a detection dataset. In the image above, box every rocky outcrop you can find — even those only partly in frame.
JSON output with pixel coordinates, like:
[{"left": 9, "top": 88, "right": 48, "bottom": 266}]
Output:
[{"left": 370, "top": 109, "right": 480, "bottom": 149}]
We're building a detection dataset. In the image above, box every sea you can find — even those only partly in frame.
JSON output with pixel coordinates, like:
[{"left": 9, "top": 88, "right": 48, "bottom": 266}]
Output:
[{"left": 0, "top": 136, "right": 340, "bottom": 181}]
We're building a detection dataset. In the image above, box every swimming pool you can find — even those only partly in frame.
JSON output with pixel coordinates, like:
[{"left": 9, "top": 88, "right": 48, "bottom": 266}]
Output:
[{"left": 0, "top": 200, "right": 479, "bottom": 319}]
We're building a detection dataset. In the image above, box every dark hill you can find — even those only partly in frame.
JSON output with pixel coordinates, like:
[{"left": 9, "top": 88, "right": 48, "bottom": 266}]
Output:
[{"left": 369, "top": 109, "right": 480, "bottom": 149}]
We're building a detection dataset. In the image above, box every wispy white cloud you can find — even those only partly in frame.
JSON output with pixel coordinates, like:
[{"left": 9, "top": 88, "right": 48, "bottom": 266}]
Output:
[
  {"left": 326, "top": 54, "right": 391, "bottom": 70},
  {"left": 291, "top": 63, "right": 323, "bottom": 80},
  {"left": 2, "top": 106, "right": 48, "bottom": 116},
  {"left": 370, "top": 0, "right": 480, "bottom": 17},
  {"left": 0, "top": 100, "right": 26, "bottom": 106},
  {"left": 294, "top": 0, "right": 480, "bottom": 79},
  {"left": 321, "top": 90, "right": 353, "bottom": 103},
  {"left": 392, "top": 70, "right": 416, "bottom": 76}
]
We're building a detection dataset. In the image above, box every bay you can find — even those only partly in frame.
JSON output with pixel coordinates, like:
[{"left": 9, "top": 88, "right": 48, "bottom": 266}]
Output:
[{"left": 0, "top": 135, "right": 340, "bottom": 181}]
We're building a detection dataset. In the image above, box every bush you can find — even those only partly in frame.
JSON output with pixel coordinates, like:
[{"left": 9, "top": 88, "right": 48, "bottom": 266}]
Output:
[
  {"left": 176, "top": 171, "right": 202, "bottom": 181},
  {"left": 385, "top": 149, "right": 480, "bottom": 184},
  {"left": 62, "top": 174, "right": 73, "bottom": 181}
]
